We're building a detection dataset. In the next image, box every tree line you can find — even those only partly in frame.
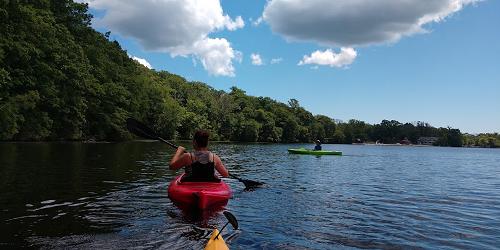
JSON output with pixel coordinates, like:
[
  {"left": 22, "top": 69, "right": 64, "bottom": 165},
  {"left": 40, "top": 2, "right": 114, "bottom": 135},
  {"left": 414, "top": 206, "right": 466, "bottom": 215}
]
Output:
[
  {"left": 1, "top": 1, "right": 496, "bottom": 148},
  {"left": 331, "top": 120, "right": 465, "bottom": 147},
  {"left": 463, "top": 133, "right": 500, "bottom": 148}
]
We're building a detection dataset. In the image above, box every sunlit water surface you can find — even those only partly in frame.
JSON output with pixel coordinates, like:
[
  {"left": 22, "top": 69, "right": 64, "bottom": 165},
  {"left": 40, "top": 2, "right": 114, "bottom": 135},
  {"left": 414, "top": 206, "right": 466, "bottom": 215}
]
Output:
[{"left": 1, "top": 142, "right": 499, "bottom": 249}]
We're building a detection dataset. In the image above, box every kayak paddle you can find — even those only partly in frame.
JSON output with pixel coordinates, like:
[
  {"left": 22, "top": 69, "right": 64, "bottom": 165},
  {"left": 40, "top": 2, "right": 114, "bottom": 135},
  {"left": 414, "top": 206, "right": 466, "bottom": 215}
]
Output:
[
  {"left": 126, "top": 118, "right": 264, "bottom": 189},
  {"left": 228, "top": 173, "right": 264, "bottom": 190},
  {"left": 215, "top": 211, "right": 238, "bottom": 239},
  {"left": 205, "top": 211, "right": 238, "bottom": 249}
]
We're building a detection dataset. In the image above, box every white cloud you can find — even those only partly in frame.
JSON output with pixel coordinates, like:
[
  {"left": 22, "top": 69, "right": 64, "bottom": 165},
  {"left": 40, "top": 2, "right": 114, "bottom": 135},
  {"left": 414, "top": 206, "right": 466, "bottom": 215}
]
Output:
[
  {"left": 298, "top": 48, "right": 357, "bottom": 68},
  {"left": 84, "top": 0, "right": 244, "bottom": 76},
  {"left": 263, "top": 0, "right": 479, "bottom": 47},
  {"left": 131, "top": 56, "right": 152, "bottom": 69},
  {"left": 191, "top": 38, "right": 239, "bottom": 76},
  {"left": 251, "top": 53, "right": 263, "bottom": 66},
  {"left": 225, "top": 16, "right": 245, "bottom": 31},
  {"left": 252, "top": 17, "right": 263, "bottom": 27},
  {"left": 270, "top": 58, "right": 283, "bottom": 64}
]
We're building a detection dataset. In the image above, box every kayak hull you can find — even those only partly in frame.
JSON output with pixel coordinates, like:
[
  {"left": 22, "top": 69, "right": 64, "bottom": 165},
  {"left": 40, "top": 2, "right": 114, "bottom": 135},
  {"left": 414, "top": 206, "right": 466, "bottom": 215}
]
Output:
[
  {"left": 168, "top": 174, "right": 231, "bottom": 210},
  {"left": 204, "top": 229, "right": 228, "bottom": 250},
  {"left": 288, "top": 148, "right": 342, "bottom": 155}
]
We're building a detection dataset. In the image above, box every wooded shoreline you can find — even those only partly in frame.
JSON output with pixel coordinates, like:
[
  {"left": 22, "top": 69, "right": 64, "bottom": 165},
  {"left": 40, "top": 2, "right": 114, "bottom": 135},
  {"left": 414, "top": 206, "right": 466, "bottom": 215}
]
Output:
[{"left": 1, "top": 1, "right": 498, "bottom": 148}]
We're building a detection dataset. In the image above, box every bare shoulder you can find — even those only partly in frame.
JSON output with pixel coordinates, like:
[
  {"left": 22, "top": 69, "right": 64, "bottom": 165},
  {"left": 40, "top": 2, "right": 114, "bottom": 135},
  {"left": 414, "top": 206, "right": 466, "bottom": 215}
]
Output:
[
  {"left": 212, "top": 153, "right": 222, "bottom": 163},
  {"left": 183, "top": 152, "right": 192, "bottom": 163}
]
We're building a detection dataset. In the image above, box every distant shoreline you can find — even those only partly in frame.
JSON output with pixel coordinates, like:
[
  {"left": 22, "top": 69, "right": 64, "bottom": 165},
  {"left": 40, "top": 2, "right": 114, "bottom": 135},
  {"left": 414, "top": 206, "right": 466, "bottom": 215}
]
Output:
[{"left": 1, "top": 140, "right": 498, "bottom": 149}]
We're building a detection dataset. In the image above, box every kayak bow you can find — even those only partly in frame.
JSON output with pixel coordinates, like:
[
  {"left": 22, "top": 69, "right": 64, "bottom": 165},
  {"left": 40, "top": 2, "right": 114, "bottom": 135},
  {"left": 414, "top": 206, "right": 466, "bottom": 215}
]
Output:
[
  {"left": 205, "top": 211, "right": 238, "bottom": 250},
  {"left": 204, "top": 229, "right": 228, "bottom": 250}
]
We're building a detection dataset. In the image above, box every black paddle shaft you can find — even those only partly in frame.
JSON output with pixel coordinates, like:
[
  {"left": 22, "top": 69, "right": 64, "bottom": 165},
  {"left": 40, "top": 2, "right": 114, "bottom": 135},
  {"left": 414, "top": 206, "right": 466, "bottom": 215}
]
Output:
[
  {"left": 126, "top": 118, "right": 178, "bottom": 147},
  {"left": 215, "top": 211, "right": 239, "bottom": 239},
  {"left": 126, "top": 118, "right": 264, "bottom": 189}
]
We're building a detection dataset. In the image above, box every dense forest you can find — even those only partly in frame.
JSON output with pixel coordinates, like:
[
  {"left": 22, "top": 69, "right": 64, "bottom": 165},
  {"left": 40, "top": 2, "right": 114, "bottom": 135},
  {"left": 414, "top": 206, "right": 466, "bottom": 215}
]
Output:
[{"left": 1, "top": 1, "right": 498, "bottom": 148}]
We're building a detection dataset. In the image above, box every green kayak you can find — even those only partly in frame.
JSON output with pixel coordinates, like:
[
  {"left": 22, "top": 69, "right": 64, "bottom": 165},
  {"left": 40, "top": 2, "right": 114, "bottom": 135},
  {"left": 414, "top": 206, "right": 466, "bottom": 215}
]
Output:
[{"left": 288, "top": 148, "right": 342, "bottom": 156}]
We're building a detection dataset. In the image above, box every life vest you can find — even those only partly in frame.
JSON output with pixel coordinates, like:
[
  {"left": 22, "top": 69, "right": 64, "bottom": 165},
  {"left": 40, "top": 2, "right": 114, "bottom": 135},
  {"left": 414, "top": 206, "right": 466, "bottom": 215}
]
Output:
[{"left": 182, "top": 151, "right": 219, "bottom": 182}]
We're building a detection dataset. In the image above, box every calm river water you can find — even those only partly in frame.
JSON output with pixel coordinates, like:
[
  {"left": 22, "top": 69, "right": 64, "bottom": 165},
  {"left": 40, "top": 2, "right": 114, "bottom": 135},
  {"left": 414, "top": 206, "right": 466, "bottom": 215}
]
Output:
[{"left": 1, "top": 142, "right": 499, "bottom": 249}]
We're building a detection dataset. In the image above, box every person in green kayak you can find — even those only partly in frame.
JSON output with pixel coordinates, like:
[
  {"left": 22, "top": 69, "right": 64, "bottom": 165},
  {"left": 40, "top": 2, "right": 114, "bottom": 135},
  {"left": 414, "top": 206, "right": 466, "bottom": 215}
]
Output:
[
  {"left": 314, "top": 140, "right": 322, "bottom": 151},
  {"left": 169, "top": 130, "right": 229, "bottom": 182}
]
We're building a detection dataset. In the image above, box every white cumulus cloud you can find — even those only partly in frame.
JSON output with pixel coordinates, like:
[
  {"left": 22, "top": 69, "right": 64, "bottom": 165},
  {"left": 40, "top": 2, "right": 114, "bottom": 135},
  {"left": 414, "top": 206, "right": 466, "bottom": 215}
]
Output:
[
  {"left": 298, "top": 48, "right": 357, "bottom": 68},
  {"left": 191, "top": 38, "right": 240, "bottom": 76},
  {"left": 263, "top": 0, "right": 479, "bottom": 47},
  {"left": 131, "top": 56, "right": 152, "bottom": 69},
  {"left": 83, "top": 0, "right": 244, "bottom": 76},
  {"left": 251, "top": 53, "right": 263, "bottom": 66}
]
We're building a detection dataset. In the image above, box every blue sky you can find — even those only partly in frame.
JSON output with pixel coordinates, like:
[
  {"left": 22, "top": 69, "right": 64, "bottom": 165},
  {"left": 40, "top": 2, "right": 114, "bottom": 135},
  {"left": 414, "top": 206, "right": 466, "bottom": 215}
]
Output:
[{"left": 84, "top": 0, "right": 499, "bottom": 133}]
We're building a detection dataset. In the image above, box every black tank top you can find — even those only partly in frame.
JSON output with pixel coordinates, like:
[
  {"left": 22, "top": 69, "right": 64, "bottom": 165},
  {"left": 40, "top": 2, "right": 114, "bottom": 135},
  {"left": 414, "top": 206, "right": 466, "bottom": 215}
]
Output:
[{"left": 182, "top": 151, "right": 219, "bottom": 182}]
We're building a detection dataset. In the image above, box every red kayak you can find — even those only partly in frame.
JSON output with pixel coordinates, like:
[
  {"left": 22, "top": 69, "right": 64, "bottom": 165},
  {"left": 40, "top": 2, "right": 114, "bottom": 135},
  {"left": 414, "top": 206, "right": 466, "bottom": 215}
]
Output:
[{"left": 168, "top": 174, "right": 232, "bottom": 210}]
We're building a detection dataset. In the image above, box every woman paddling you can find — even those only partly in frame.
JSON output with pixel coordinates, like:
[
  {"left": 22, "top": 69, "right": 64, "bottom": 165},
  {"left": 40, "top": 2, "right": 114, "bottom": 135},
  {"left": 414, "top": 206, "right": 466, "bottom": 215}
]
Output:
[{"left": 169, "top": 130, "right": 229, "bottom": 182}]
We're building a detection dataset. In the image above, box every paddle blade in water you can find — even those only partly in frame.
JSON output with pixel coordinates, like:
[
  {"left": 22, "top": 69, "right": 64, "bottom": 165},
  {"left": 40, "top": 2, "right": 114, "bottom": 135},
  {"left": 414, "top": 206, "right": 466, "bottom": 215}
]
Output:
[
  {"left": 229, "top": 173, "right": 264, "bottom": 189},
  {"left": 126, "top": 118, "right": 159, "bottom": 140},
  {"left": 223, "top": 211, "right": 238, "bottom": 230},
  {"left": 242, "top": 179, "right": 264, "bottom": 188}
]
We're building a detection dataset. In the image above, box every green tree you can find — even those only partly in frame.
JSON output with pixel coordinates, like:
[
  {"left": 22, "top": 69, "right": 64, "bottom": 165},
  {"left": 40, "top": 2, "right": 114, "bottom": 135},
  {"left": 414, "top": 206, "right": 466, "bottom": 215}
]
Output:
[
  {"left": 331, "top": 129, "right": 345, "bottom": 144},
  {"left": 315, "top": 115, "right": 336, "bottom": 138}
]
